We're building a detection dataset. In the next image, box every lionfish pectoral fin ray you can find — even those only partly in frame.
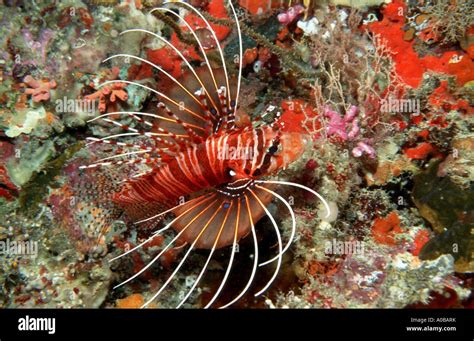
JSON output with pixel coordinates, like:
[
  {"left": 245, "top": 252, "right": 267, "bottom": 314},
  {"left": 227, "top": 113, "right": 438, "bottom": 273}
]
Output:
[
  {"left": 218, "top": 194, "right": 258, "bottom": 309},
  {"left": 142, "top": 199, "right": 225, "bottom": 309},
  {"left": 204, "top": 199, "right": 240, "bottom": 308},
  {"left": 255, "top": 184, "right": 296, "bottom": 267},
  {"left": 112, "top": 196, "right": 218, "bottom": 290},
  {"left": 109, "top": 218, "right": 171, "bottom": 263},
  {"left": 251, "top": 181, "right": 331, "bottom": 269},
  {"left": 247, "top": 188, "right": 283, "bottom": 297},
  {"left": 255, "top": 180, "right": 332, "bottom": 219}
]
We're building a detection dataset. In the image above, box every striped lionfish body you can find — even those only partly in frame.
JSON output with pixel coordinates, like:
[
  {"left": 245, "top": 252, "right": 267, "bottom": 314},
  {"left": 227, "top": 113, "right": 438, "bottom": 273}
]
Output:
[
  {"left": 82, "top": 0, "right": 329, "bottom": 308},
  {"left": 113, "top": 126, "right": 307, "bottom": 249}
]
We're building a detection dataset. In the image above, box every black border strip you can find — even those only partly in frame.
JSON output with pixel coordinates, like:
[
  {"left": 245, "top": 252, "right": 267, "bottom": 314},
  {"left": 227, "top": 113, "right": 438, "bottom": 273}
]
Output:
[{"left": 0, "top": 309, "right": 472, "bottom": 340}]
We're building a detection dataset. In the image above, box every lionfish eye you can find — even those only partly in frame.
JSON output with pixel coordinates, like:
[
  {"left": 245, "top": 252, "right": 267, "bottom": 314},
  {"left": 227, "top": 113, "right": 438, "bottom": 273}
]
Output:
[
  {"left": 227, "top": 168, "right": 236, "bottom": 177},
  {"left": 268, "top": 145, "right": 278, "bottom": 154},
  {"left": 230, "top": 100, "right": 236, "bottom": 108}
]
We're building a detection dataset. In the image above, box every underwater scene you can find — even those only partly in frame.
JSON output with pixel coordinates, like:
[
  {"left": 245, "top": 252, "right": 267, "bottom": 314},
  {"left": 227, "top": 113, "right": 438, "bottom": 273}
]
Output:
[{"left": 0, "top": 0, "right": 473, "bottom": 310}]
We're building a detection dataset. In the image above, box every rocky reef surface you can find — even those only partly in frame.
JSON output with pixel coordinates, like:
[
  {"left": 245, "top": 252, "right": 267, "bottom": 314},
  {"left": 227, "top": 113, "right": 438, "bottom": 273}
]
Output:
[{"left": 0, "top": 0, "right": 472, "bottom": 308}]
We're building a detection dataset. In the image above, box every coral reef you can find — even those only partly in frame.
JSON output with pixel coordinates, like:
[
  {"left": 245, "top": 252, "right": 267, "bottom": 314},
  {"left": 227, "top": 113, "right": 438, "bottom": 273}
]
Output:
[{"left": 0, "top": 0, "right": 472, "bottom": 309}]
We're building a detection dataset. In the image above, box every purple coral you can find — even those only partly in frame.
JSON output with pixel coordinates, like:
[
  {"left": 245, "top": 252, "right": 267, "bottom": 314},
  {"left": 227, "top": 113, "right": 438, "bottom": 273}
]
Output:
[
  {"left": 324, "top": 105, "right": 376, "bottom": 159},
  {"left": 278, "top": 5, "right": 305, "bottom": 25},
  {"left": 21, "top": 28, "right": 55, "bottom": 64},
  {"left": 352, "top": 141, "right": 376, "bottom": 159},
  {"left": 324, "top": 105, "right": 359, "bottom": 141}
]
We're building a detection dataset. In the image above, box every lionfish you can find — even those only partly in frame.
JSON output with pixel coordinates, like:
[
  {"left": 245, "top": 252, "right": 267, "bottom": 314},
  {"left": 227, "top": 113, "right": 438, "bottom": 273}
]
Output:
[{"left": 80, "top": 0, "right": 330, "bottom": 308}]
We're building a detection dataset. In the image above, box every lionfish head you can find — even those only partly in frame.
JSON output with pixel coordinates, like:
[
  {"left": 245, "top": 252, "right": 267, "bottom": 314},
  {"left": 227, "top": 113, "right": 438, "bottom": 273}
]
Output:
[
  {"left": 226, "top": 129, "right": 309, "bottom": 181},
  {"left": 271, "top": 131, "right": 309, "bottom": 171}
]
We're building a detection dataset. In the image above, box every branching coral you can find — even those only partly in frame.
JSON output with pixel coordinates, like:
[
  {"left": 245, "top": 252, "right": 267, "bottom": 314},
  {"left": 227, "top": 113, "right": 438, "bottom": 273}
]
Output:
[
  {"left": 308, "top": 10, "right": 404, "bottom": 113},
  {"left": 85, "top": 83, "right": 128, "bottom": 114},
  {"left": 301, "top": 9, "right": 406, "bottom": 152},
  {"left": 84, "top": 67, "right": 128, "bottom": 113},
  {"left": 421, "top": 0, "right": 474, "bottom": 45}
]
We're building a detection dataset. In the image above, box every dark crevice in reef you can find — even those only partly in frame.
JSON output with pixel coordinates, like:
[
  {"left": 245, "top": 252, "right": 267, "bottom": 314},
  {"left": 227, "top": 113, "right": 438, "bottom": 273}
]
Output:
[
  {"left": 412, "top": 161, "right": 474, "bottom": 272},
  {"left": 368, "top": 171, "right": 416, "bottom": 211}
]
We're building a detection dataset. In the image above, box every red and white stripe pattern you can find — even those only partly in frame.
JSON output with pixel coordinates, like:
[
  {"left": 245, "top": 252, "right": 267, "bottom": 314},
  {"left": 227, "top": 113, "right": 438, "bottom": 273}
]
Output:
[{"left": 112, "top": 126, "right": 278, "bottom": 207}]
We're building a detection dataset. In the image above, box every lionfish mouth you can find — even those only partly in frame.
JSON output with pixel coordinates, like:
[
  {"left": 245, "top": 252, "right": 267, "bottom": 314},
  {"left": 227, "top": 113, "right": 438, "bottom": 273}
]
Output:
[{"left": 81, "top": 0, "right": 331, "bottom": 308}]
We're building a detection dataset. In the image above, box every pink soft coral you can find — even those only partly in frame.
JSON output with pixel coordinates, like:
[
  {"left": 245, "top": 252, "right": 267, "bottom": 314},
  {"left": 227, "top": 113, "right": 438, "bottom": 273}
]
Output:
[
  {"left": 23, "top": 75, "right": 57, "bottom": 102},
  {"left": 85, "top": 82, "right": 128, "bottom": 113},
  {"left": 324, "top": 105, "right": 359, "bottom": 141},
  {"left": 352, "top": 141, "right": 376, "bottom": 159},
  {"left": 277, "top": 5, "right": 305, "bottom": 25},
  {"left": 324, "top": 105, "right": 376, "bottom": 159}
]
